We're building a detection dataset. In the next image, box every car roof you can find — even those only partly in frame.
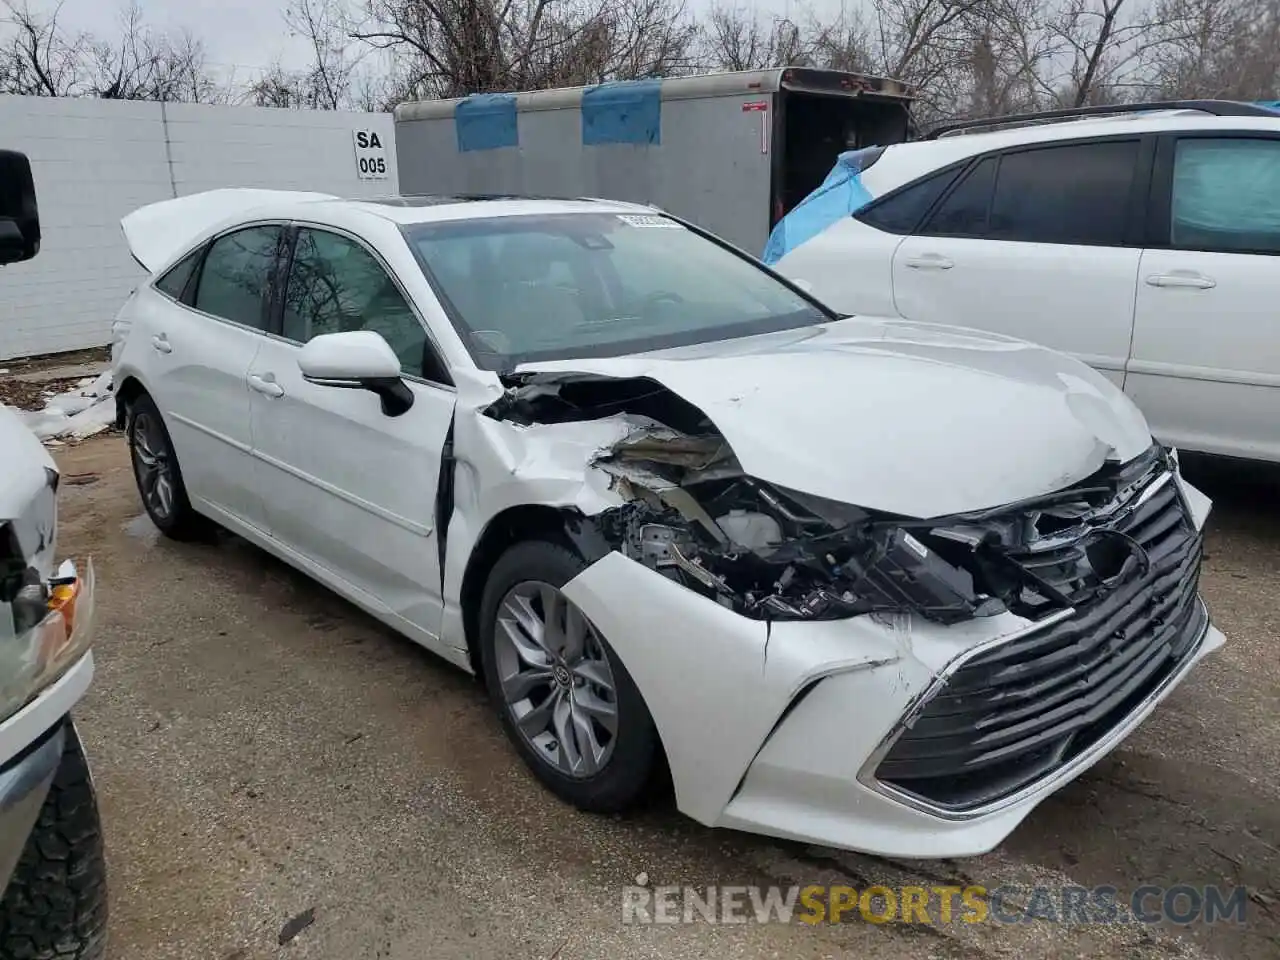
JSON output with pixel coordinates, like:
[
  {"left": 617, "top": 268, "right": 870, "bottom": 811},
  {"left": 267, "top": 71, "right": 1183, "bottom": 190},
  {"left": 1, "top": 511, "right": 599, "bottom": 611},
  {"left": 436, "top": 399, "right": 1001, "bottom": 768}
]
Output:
[
  {"left": 121, "top": 190, "right": 664, "bottom": 275},
  {"left": 867, "top": 111, "right": 1280, "bottom": 193},
  {"left": 288, "top": 194, "right": 655, "bottom": 226}
]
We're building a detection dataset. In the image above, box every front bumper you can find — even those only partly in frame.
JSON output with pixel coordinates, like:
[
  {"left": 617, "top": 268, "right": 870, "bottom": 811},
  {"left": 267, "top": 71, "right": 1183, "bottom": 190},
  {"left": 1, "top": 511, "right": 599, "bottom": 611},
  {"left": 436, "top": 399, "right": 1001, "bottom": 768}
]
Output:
[
  {"left": 561, "top": 472, "right": 1220, "bottom": 859},
  {"left": 717, "top": 610, "right": 1221, "bottom": 857}
]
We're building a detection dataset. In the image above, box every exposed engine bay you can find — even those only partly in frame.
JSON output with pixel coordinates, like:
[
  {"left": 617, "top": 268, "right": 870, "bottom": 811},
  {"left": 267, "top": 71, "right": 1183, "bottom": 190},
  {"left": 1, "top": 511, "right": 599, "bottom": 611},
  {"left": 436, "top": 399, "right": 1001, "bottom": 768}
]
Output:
[{"left": 487, "top": 374, "right": 1179, "bottom": 626}]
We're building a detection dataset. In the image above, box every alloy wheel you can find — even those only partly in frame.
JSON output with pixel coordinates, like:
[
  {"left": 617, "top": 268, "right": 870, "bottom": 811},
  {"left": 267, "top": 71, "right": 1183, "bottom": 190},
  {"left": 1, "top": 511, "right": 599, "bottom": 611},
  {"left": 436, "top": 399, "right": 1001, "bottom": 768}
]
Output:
[
  {"left": 493, "top": 580, "right": 619, "bottom": 778},
  {"left": 130, "top": 412, "right": 174, "bottom": 521}
]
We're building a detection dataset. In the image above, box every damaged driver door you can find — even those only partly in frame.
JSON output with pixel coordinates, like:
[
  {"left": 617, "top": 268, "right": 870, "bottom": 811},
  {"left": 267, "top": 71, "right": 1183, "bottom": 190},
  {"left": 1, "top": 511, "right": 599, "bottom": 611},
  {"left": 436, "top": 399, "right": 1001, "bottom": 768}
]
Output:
[{"left": 247, "top": 225, "right": 456, "bottom": 649}]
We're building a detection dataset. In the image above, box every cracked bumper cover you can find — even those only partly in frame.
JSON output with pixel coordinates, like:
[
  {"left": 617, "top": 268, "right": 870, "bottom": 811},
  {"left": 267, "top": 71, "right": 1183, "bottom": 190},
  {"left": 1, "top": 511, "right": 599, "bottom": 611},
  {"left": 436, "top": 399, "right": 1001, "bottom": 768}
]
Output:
[{"left": 561, "top": 547, "right": 1222, "bottom": 859}]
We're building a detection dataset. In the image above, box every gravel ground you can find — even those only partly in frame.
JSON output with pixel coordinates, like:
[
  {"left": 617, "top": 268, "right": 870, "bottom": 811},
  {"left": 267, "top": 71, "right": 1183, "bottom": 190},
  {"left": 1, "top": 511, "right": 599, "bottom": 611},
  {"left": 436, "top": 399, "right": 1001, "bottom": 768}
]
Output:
[
  {"left": 0, "top": 348, "right": 111, "bottom": 410},
  {"left": 50, "top": 437, "right": 1280, "bottom": 960}
]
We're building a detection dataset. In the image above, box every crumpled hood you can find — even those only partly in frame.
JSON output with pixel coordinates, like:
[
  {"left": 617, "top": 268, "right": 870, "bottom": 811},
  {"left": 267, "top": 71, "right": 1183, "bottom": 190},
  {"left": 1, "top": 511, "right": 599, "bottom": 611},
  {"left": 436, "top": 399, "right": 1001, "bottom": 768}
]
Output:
[{"left": 513, "top": 317, "right": 1153, "bottom": 518}]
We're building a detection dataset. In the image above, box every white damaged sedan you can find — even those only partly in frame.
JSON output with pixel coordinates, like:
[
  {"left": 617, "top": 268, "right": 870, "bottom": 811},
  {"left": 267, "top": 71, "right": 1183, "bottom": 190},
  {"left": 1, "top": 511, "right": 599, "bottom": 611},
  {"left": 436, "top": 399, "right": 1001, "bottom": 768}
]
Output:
[{"left": 111, "top": 190, "right": 1223, "bottom": 857}]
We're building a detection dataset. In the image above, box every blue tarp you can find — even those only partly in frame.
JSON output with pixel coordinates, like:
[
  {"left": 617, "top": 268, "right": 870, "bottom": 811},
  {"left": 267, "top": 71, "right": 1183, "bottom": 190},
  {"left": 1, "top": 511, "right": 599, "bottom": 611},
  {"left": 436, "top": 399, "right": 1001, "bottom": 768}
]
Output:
[
  {"left": 582, "top": 79, "right": 662, "bottom": 146},
  {"left": 455, "top": 93, "right": 519, "bottom": 152},
  {"left": 761, "top": 148, "right": 878, "bottom": 265}
]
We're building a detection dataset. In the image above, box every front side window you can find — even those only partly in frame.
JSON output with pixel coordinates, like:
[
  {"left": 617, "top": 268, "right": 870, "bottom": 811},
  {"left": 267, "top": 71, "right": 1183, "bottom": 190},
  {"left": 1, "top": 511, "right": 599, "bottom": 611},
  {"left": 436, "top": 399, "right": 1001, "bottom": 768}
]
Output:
[
  {"left": 404, "top": 212, "right": 829, "bottom": 370},
  {"left": 1171, "top": 137, "right": 1280, "bottom": 254},
  {"left": 281, "top": 228, "right": 431, "bottom": 377},
  {"left": 987, "top": 140, "right": 1138, "bottom": 246},
  {"left": 192, "top": 226, "right": 282, "bottom": 330}
]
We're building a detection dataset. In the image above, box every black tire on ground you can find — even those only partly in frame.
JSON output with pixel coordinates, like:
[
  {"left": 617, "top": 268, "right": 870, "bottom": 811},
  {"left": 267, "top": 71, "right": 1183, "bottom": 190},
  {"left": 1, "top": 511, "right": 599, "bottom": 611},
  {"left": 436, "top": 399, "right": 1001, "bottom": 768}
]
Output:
[
  {"left": 0, "top": 721, "right": 107, "bottom": 960},
  {"left": 126, "top": 391, "right": 208, "bottom": 541},
  {"left": 478, "top": 540, "right": 661, "bottom": 814}
]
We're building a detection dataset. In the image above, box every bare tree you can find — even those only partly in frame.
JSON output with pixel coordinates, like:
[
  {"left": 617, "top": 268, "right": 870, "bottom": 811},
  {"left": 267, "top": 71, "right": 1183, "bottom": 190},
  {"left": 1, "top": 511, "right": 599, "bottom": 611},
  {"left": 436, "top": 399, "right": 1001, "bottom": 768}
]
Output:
[
  {"left": 0, "top": 0, "right": 223, "bottom": 100},
  {"left": 349, "top": 0, "right": 697, "bottom": 99},
  {"left": 285, "top": 0, "right": 365, "bottom": 108},
  {"left": 89, "top": 4, "right": 221, "bottom": 101},
  {"left": 0, "top": 0, "right": 89, "bottom": 95},
  {"left": 1141, "top": 0, "right": 1280, "bottom": 100},
  {"left": 3, "top": 0, "right": 1280, "bottom": 117},
  {"left": 700, "top": 3, "right": 805, "bottom": 71}
]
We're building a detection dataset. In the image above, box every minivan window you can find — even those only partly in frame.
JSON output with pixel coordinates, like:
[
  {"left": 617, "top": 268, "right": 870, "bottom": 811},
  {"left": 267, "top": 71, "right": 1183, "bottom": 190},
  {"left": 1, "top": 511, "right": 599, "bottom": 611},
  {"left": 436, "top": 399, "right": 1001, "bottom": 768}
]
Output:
[
  {"left": 920, "top": 157, "right": 996, "bottom": 237},
  {"left": 192, "top": 226, "right": 282, "bottom": 330},
  {"left": 857, "top": 166, "right": 963, "bottom": 234},
  {"left": 1171, "top": 137, "right": 1280, "bottom": 254},
  {"left": 405, "top": 212, "right": 830, "bottom": 370},
  {"left": 988, "top": 140, "right": 1138, "bottom": 246}
]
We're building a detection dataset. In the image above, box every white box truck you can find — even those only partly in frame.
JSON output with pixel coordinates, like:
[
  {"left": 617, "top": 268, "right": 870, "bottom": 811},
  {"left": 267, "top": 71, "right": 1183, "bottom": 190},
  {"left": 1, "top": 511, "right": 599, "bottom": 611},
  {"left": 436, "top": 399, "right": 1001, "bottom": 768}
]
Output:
[{"left": 393, "top": 67, "right": 914, "bottom": 255}]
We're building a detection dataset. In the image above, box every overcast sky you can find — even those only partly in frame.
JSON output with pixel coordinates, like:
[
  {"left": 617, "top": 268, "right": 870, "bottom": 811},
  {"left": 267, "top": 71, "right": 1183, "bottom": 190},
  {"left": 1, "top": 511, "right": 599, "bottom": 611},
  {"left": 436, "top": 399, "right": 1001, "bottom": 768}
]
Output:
[
  {"left": 49, "top": 0, "right": 807, "bottom": 86},
  {"left": 56, "top": 0, "right": 327, "bottom": 80}
]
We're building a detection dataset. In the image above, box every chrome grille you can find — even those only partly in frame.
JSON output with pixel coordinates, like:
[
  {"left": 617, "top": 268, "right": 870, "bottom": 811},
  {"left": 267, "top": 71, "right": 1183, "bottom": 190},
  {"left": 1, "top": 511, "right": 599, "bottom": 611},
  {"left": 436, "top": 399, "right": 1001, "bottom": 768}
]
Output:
[{"left": 875, "top": 471, "right": 1206, "bottom": 811}]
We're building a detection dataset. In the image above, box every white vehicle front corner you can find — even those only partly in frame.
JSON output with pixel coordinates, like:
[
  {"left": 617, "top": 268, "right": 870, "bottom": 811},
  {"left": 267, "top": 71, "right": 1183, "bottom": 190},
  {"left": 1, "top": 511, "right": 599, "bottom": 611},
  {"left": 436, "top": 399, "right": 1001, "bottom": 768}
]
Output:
[{"left": 562, "top": 544, "right": 1222, "bottom": 857}]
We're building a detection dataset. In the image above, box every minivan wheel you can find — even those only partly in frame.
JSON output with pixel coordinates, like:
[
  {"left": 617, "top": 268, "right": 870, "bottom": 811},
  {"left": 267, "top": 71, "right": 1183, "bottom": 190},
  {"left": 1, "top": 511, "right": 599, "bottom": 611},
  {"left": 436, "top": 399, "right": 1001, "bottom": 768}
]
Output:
[
  {"left": 127, "top": 393, "right": 207, "bottom": 540},
  {"left": 0, "top": 721, "right": 107, "bottom": 960},
  {"left": 478, "top": 540, "right": 659, "bottom": 813}
]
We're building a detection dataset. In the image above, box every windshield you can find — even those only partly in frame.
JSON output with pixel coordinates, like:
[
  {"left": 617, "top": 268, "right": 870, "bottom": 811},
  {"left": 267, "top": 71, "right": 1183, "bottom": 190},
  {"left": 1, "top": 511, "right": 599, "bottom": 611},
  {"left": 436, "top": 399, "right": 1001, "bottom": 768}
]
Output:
[{"left": 402, "top": 212, "right": 831, "bottom": 370}]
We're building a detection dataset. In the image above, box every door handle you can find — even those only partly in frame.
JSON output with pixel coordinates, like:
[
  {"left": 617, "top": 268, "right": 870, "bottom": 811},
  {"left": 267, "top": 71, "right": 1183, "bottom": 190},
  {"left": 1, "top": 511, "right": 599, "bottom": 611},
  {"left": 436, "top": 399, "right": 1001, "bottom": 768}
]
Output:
[
  {"left": 904, "top": 254, "right": 954, "bottom": 270},
  {"left": 150, "top": 334, "right": 173, "bottom": 354},
  {"left": 247, "top": 373, "right": 285, "bottom": 398},
  {"left": 1145, "top": 273, "right": 1215, "bottom": 289}
]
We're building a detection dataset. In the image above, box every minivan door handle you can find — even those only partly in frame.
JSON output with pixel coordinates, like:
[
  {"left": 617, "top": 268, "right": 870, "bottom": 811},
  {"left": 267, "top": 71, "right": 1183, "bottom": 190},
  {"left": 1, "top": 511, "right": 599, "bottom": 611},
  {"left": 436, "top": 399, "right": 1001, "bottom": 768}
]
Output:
[
  {"left": 904, "top": 254, "right": 954, "bottom": 270},
  {"left": 1145, "top": 272, "right": 1216, "bottom": 289},
  {"left": 247, "top": 373, "right": 285, "bottom": 399}
]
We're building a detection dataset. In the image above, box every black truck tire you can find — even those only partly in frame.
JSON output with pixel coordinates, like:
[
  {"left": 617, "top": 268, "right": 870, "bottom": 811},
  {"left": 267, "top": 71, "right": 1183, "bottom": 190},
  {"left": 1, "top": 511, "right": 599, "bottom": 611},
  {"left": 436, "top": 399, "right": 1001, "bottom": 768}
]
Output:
[{"left": 0, "top": 721, "right": 107, "bottom": 960}]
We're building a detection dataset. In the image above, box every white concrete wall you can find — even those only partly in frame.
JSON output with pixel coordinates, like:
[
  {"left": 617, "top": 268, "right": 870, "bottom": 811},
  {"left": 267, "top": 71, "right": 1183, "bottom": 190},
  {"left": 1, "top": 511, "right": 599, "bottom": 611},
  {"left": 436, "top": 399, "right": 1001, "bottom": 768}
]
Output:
[{"left": 0, "top": 96, "right": 399, "bottom": 360}]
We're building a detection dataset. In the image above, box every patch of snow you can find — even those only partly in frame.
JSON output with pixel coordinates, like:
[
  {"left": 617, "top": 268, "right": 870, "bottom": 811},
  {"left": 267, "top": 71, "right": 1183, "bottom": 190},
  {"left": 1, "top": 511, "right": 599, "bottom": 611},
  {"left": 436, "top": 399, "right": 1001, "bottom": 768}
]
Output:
[{"left": 7, "top": 372, "right": 115, "bottom": 443}]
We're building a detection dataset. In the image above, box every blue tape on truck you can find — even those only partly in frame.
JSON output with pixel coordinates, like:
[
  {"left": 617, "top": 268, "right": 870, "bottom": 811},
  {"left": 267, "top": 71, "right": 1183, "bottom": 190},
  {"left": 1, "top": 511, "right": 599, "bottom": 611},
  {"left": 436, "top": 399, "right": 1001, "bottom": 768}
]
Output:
[
  {"left": 456, "top": 93, "right": 519, "bottom": 152},
  {"left": 582, "top": 79, "right": 662, "bottom": 146}
]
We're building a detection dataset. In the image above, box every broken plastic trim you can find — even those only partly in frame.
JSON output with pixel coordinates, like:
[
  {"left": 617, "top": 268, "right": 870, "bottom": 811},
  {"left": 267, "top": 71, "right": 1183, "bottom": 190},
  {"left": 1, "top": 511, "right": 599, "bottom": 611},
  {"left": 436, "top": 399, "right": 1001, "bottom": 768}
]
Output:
[{"left": 487, "top": 375, "right": 1172, "bottom": 627}]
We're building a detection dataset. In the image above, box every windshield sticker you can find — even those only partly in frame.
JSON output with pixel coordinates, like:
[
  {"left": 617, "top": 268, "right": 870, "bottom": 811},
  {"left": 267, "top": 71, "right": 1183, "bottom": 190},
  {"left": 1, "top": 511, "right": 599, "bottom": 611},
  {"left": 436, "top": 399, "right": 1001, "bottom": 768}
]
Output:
[{"left": 616, "top": 214, "right": 684, "bottom": 229}]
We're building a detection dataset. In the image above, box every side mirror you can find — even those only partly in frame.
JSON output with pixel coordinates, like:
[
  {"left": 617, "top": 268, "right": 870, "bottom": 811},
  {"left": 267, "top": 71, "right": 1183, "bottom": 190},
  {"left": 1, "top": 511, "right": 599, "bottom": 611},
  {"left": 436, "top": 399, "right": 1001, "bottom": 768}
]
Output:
[
  {"left": 0, "top": 151, "right": 40, "bottom": 265},
  {"left": 297, "top": 331, "right": 414, "bottom": 417}
]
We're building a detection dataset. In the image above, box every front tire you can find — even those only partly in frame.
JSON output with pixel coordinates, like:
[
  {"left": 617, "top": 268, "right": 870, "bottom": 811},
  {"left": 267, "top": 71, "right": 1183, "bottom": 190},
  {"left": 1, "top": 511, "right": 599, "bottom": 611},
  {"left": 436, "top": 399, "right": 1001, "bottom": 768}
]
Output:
[
  {"left": 479, "top": 540, "right": 659, "bottom": 813},
  {"left": 127, "top": 393, "right": 207, "bottom": 540},
  {"left": 0, "top": 722, "right": 107, "bottom": 960}
]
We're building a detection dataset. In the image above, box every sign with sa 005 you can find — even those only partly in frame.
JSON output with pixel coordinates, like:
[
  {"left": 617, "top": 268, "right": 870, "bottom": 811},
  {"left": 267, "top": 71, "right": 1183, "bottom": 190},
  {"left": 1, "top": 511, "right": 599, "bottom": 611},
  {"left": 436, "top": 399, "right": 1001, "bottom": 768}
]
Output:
[{"left": 353, "top": 129, "right": 388, "bottom": 180}]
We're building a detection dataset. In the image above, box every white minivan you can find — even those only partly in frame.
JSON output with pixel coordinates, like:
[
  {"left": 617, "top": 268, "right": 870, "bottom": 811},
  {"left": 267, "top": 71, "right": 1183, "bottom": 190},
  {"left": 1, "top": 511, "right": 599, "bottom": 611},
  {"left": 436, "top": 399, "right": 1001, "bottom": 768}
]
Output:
[{"left": 772, "top": 100, "right": 1280, "bottom": 463}]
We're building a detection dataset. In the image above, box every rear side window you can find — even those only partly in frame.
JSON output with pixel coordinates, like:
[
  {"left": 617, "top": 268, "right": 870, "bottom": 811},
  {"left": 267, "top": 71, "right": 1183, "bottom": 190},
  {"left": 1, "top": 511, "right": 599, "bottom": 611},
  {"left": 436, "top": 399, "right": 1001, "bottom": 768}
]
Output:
[
  {"left": 857, "top": 166, "right": 963, "bottom": 234},
  {"left": 154, "top": 248, "right": 203, "bottom": 301},
  {"left": 192, "top": 226, "right": 282, "bottom": 330},
  {"left": 921, "top": 157, "right": 996, "bottom": 237},
  {"left": 1170, "top": 137, "right": 1280, "bottom": 254},
  {"left": 988, "top": 140, "right": 1138, "bottom": 246}
]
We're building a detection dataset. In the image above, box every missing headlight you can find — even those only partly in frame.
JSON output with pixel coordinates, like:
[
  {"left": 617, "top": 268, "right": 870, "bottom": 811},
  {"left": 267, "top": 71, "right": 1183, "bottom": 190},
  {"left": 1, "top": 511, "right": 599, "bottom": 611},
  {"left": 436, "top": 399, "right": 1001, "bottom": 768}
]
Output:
[{"left": 599, "top": 472, "right": 996, "bottom": 624}]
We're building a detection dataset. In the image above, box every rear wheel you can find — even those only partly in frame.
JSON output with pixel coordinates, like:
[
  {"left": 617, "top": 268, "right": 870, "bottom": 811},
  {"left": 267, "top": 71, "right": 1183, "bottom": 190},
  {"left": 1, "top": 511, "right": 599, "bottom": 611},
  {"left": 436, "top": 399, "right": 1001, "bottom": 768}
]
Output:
[
  {"left": 479, "top": 541, "right": 660, "bottom": 813},
  {"left": 127, "top": 393, "right": 207, "bottom": 540},
  {"left": 0, "top": 721, "right": 107, "bottom": 960}
]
